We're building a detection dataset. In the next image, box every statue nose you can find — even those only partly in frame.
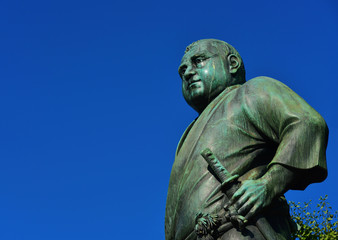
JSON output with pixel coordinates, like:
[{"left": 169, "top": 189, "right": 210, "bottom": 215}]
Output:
[{"left": 184, "top": 66, "right": 196, "bottom": 81}]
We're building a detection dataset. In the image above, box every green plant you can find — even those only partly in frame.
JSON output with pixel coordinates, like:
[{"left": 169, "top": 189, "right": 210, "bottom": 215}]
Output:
[{"left": 289, "top": 195, "right": 338, "bottom": 240}]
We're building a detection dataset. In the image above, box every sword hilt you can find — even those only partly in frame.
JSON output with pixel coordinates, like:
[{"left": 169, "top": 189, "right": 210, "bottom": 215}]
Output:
[
  {"left": 200, "top": 148, "right": 239, "bottom": 188},
  {"left": 200, "top": 148, "right": 247, "bottom": 231},
  {"left": 199, "top": 148, "right": 277, "bottom": 240}
]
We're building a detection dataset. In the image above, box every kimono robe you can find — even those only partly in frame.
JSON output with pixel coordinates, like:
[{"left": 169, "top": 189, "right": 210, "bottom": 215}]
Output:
[{"left": 165, "top": 77, "right": 328, "bottom": 240}]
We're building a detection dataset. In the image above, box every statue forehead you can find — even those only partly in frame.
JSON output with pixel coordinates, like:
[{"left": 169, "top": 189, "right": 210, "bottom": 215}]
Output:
[{"left": 181, "top": 40, "right": 220, "bottom": 64}]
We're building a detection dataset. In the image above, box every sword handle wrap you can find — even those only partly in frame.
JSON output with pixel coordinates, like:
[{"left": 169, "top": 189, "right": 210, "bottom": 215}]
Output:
[{"left": 201, "top": 148, "right": 239, "bottom": 185}]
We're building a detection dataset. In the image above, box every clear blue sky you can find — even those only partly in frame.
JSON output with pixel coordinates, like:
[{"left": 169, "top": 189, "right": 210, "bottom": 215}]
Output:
[{"left": 0, "top": 0, "right": 337, "bottom": 239}]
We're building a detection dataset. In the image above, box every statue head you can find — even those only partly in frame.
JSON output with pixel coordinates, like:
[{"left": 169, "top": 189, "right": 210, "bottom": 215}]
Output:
[{"left": 178, "top": 39, "right": 246, "bottom": 113}]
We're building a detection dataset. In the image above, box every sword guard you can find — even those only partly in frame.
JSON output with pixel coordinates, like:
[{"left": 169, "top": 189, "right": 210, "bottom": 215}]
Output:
[{"left": 221, "top": 174, "right": 239, "bottom": 188}]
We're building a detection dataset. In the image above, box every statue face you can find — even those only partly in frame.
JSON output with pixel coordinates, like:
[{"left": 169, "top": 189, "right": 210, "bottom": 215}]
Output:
[{"left": 178, "top": 41, "right": 232, "bottom": 113}]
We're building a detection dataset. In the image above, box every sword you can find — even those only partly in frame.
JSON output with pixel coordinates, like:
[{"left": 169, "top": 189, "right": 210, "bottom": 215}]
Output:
[
  {"left": 198, "top": 148, "right": 279, "bottom": 240},
  {"left": 200, "top": 148, "right": 246, "bottom": 228}
]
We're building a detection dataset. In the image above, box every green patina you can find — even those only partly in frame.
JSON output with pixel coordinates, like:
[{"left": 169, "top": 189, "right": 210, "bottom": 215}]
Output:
[{"left": 165, "top": 39, "right": 328, "bottom": 240}]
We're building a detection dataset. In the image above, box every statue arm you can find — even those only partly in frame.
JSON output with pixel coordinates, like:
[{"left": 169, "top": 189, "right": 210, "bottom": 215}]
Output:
[
  {"left": 241, "top": 77, "right": 328, "bottom": 189},
  {"left": 228, "top": 77, "right": 328, "bottom": 220}
]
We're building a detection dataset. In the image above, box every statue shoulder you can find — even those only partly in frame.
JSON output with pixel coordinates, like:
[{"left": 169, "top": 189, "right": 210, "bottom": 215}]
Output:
[
  {"left": 239, "top": 76, "right": 293, "bottom": 102},
  {"left": 244, "top": 76, "right": 288, "bottom": 90}
]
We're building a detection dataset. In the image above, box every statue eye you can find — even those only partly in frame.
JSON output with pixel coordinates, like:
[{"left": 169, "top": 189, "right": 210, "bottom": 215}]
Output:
[
  {"left": 194, "top": 57, "right": 207, "bottom": 67},
  {"left": 195, "top": 58, "right": 204, "bottom": 63}
]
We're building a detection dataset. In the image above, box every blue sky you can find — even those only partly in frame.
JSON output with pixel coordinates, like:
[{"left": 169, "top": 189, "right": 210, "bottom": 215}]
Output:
[{"left": 0, "top": 0, "right": 337, "bottom": 239}]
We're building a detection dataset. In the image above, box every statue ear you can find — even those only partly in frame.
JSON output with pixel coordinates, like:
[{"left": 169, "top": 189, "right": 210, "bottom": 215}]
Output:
[{"left": 228, "top": 54, "right": 240, "bottom": 74}]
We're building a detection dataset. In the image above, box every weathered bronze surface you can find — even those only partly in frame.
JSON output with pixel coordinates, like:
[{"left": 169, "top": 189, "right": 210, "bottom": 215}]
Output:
[{"left": 165, "top": 39, "right": 328, "bottom": 240}]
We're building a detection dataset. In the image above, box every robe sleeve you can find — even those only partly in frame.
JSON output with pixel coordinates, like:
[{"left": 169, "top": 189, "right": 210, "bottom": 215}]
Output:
[{"left": 241, "top": 77, "right": 328, "bottom": 190}]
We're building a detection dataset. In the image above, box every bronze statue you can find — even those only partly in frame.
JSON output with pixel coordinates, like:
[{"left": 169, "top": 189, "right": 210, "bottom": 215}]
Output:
[{"left": 165, "top": 39, "right": 328, "bottom": 240}]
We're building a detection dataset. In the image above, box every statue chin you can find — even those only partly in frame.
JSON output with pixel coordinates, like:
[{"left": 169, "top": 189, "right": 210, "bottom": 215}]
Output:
[
  {"left": 186, "top": 96, "right": 209, "bottom": 114},
  {"left": 183, "top": 87, "right": 207, "bottom": 111},
  {"left": 184, "top": 88, "right": 222, "bottom": 114}
]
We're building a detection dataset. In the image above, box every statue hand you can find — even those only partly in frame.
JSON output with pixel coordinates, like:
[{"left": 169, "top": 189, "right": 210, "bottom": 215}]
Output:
[
  {"left": 227, "top": 178, "right": 274, "bottom": 221},
  {"left": 226, "top": 164, "right": 295, "bottom": 222}
]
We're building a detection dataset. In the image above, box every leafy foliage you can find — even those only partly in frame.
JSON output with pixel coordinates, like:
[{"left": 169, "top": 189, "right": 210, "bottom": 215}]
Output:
[{"left": 289, "top": 195, "right": 338, "bottom": 240}]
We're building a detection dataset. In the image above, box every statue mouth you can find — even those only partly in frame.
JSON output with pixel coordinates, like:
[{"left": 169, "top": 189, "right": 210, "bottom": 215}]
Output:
[{"left": 188, "top": 80, "right": 201, "bottom": 89}]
